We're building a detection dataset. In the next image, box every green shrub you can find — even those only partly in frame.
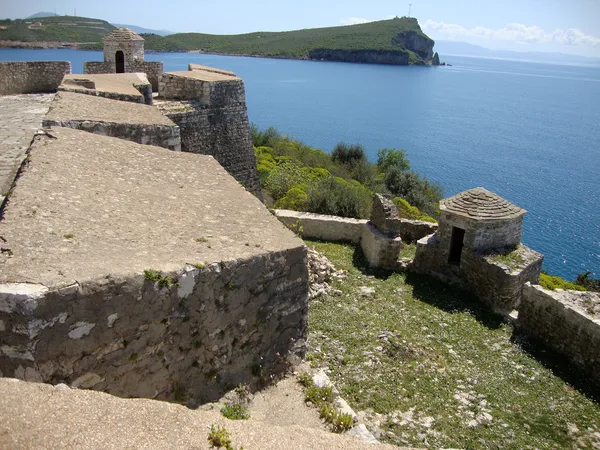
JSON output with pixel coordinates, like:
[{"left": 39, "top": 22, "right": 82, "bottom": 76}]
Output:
[
  {"left": 220, "top": 402, "right": 250, "bottom": 420},
  {"left": 393, "top": 197, "right": 437, "bottom": 222},
  {"left": 305, "top": 385, "right": 334, "bottom": 405},
  {"left": 207, "top": 425, "right": 233, "bottom": 449},
  {"left": 275, "top": 185, "right": 309, "bottom": 210},
  {"left": 575, "top": 272, "right": 600, "bottom": 292},
  {"left": 306, "top": 177, "right": 372, "bottom": 219},
  {"left": 539, "top": 273, "right": 586, "bottom": 291},
  {"left": 319, "top": 403, "right": 354, "bottom": 433}
]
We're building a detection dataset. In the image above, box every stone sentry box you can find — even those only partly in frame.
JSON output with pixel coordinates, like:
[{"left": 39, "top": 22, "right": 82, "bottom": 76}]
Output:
[
  {"left": 413, "top": 187, "right": 543, "bottom": 312},
  {"left": 84, "top": 28, "right": 164, "bottom": 91}
]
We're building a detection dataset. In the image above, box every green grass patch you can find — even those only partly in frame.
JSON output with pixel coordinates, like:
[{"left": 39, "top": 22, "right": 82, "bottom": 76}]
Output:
[
  {"left": 220, "top": 402, "right": 250, "bottom": 420},
  {"left": 485, "top": 246, "right": 524, "bottom": 271},
  {"left": 143, "top": 269, "right": 179, "bottom": 289},
  {"left": 304, "top": 239, "right": 600, "bottom": 448}
]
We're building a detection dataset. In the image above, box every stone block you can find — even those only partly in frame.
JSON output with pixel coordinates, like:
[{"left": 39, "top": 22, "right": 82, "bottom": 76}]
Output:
[{"left": 360, "top": 223, "right": 403, "bottom": 270}]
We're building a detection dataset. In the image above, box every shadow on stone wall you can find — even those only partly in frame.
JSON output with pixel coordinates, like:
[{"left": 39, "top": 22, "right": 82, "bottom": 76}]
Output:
[{"left": 511, "top": 330, "right": 600, "bottom": 402}]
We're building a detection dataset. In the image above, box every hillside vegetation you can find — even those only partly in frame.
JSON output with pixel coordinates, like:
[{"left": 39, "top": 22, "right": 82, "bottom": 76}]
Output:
[
  {"left": 0, "top": 15, "right": 114, "bottom": 43},
  {"left": 144, "top": 17, "right": 434, "bottom": 64},
  {"left": 252, "top": 126, "right": 441, "bottom": 220}
]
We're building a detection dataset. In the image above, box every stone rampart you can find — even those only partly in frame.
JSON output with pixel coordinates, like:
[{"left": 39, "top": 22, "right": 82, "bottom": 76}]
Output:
[
  {"left": 0, "top": 127, "right": 308, "bottom": 404},
  {"left": 59, "top": 73, "right": 153, "bottom": 105},
  {"left": 519, "top": 284, "right": 600, "bottom": 383},
  {"left": 156, "top": 70, "right": 262, "bottom": 200},
  {"left": 0, "top": 61, "right": 71, "bottom": 95}
]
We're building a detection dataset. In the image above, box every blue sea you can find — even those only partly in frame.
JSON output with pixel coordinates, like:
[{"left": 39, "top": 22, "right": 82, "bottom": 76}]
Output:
[{"left": 1, "top": 48, "right": 599, "bottom": 280}]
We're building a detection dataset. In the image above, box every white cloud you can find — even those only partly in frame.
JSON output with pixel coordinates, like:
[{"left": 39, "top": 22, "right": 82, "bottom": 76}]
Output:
[
  {"left": 340, "top": 17, "right": 373, "bottom": 26},
  {"left": 423, "top": 20, "right": 600, "bottom": 47}
]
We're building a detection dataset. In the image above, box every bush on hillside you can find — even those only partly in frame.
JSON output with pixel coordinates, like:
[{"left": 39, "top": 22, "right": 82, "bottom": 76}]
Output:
[
  {"left": 393, "top": 197, "right": 437, "bottom": 223},
  {"left": 575, "top": 272, "right": 600, "bottom": 292},
  {"left": 305, "top": 177, "right": 372, "bottom": 219},
  {"left": 539, "top": 272, "right": 586, "bottom": 291}
]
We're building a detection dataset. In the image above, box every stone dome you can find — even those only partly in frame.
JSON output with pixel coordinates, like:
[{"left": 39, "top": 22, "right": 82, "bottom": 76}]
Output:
[
  {"left": 440, "top": 187, "right": 526, "bottom": 221},
  {"left": 104, "top": 27, "right": 144, "bottom": 41}
]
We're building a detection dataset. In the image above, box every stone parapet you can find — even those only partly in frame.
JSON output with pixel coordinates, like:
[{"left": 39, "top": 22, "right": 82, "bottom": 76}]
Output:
[
  {"left": 519, "top": 284, "right": 600, "bottom": 384},
  {"left": 84, "top": 61, "right": 163, "bottom": 92},
  {"left": 0, "top": 127, "right": 307, "bottom": 403},
  {"left": 59, "top": 73, "right": 153, "bottom": 105},
  {"left": 274, "top": 209, "right": 367, "bottom": 243},
  {"left": 0, "top": 61, "right": 71, "bottom": 95},
  {"left": 158, "top": 70, "right": 245, "bottom": 107}
]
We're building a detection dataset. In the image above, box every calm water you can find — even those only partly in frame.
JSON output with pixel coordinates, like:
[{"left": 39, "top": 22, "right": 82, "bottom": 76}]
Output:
[{"left": 1, "top": 48, "right": 599, "bottom": 280}]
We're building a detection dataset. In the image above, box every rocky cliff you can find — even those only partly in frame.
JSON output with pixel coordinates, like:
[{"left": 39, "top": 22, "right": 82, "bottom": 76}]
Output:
[{"left": 394, "top": 30, "right": 435, "bottom": 64}]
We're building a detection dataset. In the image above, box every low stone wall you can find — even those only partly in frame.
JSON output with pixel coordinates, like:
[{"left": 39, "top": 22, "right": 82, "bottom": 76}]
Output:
[
  {"left": 0, "top": 61, "right": 71, "bottom": 95},
  {"left": 274, "top": 209, "right": 436, "bottom": 245},
  {"left": 84, "top": 61, "right": 163, "bottom": 92},
  {"left": 519, "top": 284, "right": 600, "bottom": 383},
  {"left": 274, "top": 210, "right": 367, "bottom": 243}
]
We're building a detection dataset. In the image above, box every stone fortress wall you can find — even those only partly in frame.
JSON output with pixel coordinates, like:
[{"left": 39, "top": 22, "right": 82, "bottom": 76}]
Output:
[
  {"left": 0, "top": 61, "right": 71, "bottom": 95},
  {"left": 519, "top": 284, "right": 600, "bottom": 384},
  {"left": 84, "top": 61, "right": 164, "bottom": 92}
]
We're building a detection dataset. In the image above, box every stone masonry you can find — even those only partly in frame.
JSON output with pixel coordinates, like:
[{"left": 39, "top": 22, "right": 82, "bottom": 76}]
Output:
[
  {"left": 0, "top": 127, "right": 307, "bottom": 403},
  {"left": 84, "top": 28, "right": 164, "bottom": 91},
  {"left": 0, "top": 61, "right": 71, "bottom": 95},
  {"left": 43, "top": 92, "right": 181, "bottom": 151},
  {"left": 519, "top": 284, "right": 600, "bottom": 384},
  {"left": 156, "top": 69, "right": 263, "bottom": 200},
  {"left": 413, "top": 187, "right": 543, "bottom": 311}
]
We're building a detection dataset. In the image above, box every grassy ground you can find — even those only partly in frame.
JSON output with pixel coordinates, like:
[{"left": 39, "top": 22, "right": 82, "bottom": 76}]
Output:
[{"left": 305, "top": 239, "right": 600, "bottom": 449}]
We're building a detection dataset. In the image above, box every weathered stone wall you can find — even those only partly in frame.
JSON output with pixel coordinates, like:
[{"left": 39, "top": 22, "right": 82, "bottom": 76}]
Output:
[
  {"left": 58, "top": 85, "right": 145, "bottom": 104},
  {"left": 519, "top": 284, "right": 600, "bottom": 383},
  {"left": 43, "top": 119, "right": 181, "bottom": 151},
  {"left": 0, "top": 61, "right": 71, "bottom": 95},
  {"left": 461, "top": 246, "right": 543, "bottom": 311},
  {"left": 156, "top": 86, "right": 262, "bottom": 200},
  {"left": 84, "top": 61, "right": 163, "bottom": 92},
  {"left": 159, "top": 72, "right": 245, "bottom": 105},
  {"left": 274, "top": 209, "right": 436, "bottom": 245},
  {"left": 361, "top": 223, "right": 403, "bottom": 270},
  {"left": 0, "top": 248, "right": 308, "bottom": 403},
  {"left": 104, "top": 39, "right": 145, "bottom": 63},
  {"left": 274, "top": 209, "right": 367, "bottom": 243}
]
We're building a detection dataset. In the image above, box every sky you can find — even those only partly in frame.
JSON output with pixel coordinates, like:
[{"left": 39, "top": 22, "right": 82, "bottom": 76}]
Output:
[{"left": 2, "top": 0, "right": 600, "bottom": 57}]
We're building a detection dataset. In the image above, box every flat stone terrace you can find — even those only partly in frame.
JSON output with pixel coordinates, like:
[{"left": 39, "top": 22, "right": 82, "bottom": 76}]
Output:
[
  {"left": 168, "top": 69, "right": 242, "bottom": 82},
  {"left": 0, "top": 94, "right": 54, "bottom": 200},
  {"left": 0, "top": 127, "right": 300, "bottom": 288},
  {"left": 44, "top": 91, "right": 174, "bottom": 128},
  {"left": 59, "top": 73, "right": 150, "bottom": 102}
]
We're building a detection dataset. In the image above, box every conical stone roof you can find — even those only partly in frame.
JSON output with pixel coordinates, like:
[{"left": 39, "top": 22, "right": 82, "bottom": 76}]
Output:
[
  {"left": 440, "top": 187, "right": 526, "bottom": 221},
  {"left": 104, "top": 27, "right": 144, "bottom": 41}
]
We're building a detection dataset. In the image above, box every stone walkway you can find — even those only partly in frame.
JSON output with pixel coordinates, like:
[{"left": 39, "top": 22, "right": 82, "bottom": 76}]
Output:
[{"left": 0, "top": 94, "right": 54, "bottom": 200}]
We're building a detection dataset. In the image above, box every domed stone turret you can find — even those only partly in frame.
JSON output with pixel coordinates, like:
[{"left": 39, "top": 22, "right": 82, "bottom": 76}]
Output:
[
  {"left": 103, "top": 27, "right": 145, "bottom": 72},
  {"left": 441, "top": 187, "right": 526, "bottom": 221}
]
